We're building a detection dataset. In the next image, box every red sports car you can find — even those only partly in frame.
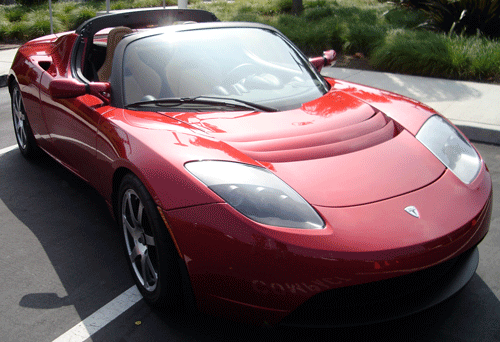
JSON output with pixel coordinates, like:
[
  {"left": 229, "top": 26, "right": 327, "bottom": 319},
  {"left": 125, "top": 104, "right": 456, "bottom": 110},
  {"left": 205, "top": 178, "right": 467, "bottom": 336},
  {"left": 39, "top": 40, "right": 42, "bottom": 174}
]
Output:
[{"left": 8, "top": 8, "right": 491, "bottom": 327}]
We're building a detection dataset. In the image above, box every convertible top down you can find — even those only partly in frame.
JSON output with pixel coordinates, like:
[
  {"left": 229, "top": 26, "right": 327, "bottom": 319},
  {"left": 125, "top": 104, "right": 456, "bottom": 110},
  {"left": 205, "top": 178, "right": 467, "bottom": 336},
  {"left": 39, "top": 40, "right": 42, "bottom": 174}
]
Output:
[{"left": 8, "top": 8, "right": 491, "bottom": 327}]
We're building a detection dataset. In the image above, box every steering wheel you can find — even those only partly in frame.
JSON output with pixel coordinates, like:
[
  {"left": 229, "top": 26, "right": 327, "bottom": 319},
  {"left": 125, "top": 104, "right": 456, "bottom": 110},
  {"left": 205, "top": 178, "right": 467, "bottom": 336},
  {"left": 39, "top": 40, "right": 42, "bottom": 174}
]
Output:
[{"left": 222, "top": 63, "right": 258, "bottom": 85}]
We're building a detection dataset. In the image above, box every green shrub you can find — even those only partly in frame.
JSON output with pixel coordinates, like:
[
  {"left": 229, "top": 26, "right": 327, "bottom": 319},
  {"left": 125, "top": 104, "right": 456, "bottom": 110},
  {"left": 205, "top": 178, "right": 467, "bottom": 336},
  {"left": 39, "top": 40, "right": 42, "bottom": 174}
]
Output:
[
  {"left": 14, "top": 0, "right": 46, "bottom": 6},
  {"left": 304, "top": 0, "right": 336, "bottom": 9},
  {"left": 110, "top": 1, "right": 129, "bottom": 10},
  {"left": 130, "top": 0, "right": 170, "bottom": 9},
  {"left": 60, "top": 2, "right": 78, "bottom": 13},
  {"left": 53, "top": 2, "right": 77, "bottom": 27},
  {"left": 0, "top": 17, "right": 7, "bottom": 40},
  {"left": 371, "top": 29, "right": 455, "bottom": 78},
  {"left": 342, "top": 22, "right": 386, "bottom": 55},
  {"left": 383, "top": 7, "right": 428, "bottom": 29},
  {"left": 333, "top": 6, "right": 379, "bottom": 26},
  {"left": 25, "top": 9, "right": 63, "bottom": 39},
  {"left": 4, "top": 7, "right": 25, "bottom": 22},
  {"left": 190, "top": 0, "right": 234, "bottom": 21},
  {"left": 232, "top": 11, "right": 263, "bottom": 23},
  {"left": 303, "top": 6, "right": 333, "bottom": 21},
  {"left": 274, "top": 0, "right": 293, "bottom": 13},
  {"left": 7, "top": 21, "right": 31, "bottom": 40},
  {"left": 235, "top": 0, "right": 293, "bottom": 16},
  {"left": 276, "top": 15, "right": 343, "bottom": 55},
  {"left": 68, "top": 6, "right": 96, "bottom": 30},
  {"left": 447, "top": 35, "right": 500, "bottom": 81},
  {"left": 389, "top": 0, "right": 429, "bottom": 10}
]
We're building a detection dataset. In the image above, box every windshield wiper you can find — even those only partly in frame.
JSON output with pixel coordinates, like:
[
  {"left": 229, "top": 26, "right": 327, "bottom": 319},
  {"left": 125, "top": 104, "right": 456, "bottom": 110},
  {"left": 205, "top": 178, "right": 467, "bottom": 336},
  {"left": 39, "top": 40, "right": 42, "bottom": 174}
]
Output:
[
  {"left": 195, "top": 96, "right": 278, "bottom": 112},
  {"left": 126, "top": 96, "right": 278, "bottom": 112}
]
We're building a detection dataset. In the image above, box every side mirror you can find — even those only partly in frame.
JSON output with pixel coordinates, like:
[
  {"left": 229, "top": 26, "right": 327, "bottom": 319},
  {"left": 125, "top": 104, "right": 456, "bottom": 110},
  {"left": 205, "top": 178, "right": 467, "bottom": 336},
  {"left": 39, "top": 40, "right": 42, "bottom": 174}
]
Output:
[
  {"left": 49, "top": 78, "right": 111, "bottom": 103},
  {"left": 309, "top": 50, "right": 337, "bottom": 73},
  {"left": 49, "top": 78, "right": 86, "bottom": 98}
]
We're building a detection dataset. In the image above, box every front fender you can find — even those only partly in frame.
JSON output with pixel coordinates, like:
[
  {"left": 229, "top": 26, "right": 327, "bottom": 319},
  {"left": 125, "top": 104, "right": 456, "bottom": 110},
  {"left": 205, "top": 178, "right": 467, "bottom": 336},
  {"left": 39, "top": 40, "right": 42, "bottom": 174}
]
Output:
[{"left": 95, "top": 108, "right": 260, "bottom": 211}]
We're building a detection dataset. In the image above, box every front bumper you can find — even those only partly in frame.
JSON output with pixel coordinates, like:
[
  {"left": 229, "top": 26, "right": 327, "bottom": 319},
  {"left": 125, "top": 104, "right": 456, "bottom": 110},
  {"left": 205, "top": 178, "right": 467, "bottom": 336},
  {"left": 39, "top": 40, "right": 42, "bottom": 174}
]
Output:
[
  {"left": 280, "top": 245, "right": 480, "bottom": 327},
  {"left": 164, "top": 167, "right": 492, "bottom": 326}
]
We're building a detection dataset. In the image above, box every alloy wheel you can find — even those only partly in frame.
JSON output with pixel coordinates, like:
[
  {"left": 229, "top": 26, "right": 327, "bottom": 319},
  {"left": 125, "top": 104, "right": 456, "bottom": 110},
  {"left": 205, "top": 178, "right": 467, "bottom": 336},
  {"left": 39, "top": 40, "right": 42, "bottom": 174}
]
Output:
[
  {"left": 12, "top": 86, "right": 28, "bottom": 151},
  {"left": 121, "top": 188, "right": 159, "bottom": 292}
]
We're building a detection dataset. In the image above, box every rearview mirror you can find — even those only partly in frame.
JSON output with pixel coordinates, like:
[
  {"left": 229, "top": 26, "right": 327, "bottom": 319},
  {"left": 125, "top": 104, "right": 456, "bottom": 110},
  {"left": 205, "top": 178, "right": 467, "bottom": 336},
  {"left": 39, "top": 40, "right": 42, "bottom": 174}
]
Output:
[
  {"left": 49, "top": 79, "right": 111, "bottom": 103},
  {"left": 309, "top": 50, "right": 337, "bottom": 73}
]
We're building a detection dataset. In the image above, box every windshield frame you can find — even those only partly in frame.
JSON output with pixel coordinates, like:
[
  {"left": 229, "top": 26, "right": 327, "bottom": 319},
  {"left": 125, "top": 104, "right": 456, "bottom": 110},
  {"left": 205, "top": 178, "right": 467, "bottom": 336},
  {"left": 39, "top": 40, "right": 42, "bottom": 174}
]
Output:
[{"left": 109, "top": 22, "right": 330, "bottom": 110}]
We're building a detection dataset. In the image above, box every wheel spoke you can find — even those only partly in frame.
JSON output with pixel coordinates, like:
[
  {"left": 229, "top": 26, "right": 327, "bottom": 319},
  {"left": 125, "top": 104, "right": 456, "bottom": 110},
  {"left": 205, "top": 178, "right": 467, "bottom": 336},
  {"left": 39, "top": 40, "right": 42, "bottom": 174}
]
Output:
[
  {"left": 127, "top": 192, "right": 141, "bottom": 227},
  {"left": 144, "top": 234, "right": 155, "bottom": 246},
  {"left": 141, "top": 252, "right": 158, "bottom": 290},
  {"left": 123, "top": 191, "right": 147, "bottom": 242},
  {"left": 129, "top": 244, "right": 141, "bottom": 263},
  {"left": 126, "top": 192, "right": 135, "bottom": 221},
  {"left": 14, "top": 94, "right": 20, "bottom": 114},
  {"left": 136, "top": 202, "right": 144, "bottom": 226},
  {"left": 15, "top": 98, "right": 25, "bottom": 120},
  {"left": 146, "top": 256, "right": 158, "bottom": 283},
  {"left": 140, "top": 255, "right": 149, "bottom": 287},
  {"left": 123, "top": 215, "right": 142, "bottom": 241},
  {"left": 19, "top": 123, "right": 26, "bottom": 146}
]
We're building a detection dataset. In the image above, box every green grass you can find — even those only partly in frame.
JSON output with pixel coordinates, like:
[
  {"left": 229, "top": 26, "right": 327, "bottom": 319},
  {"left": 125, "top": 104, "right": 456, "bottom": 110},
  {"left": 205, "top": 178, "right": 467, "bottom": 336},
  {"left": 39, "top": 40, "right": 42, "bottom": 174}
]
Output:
[
  {"left": 447, "top": 35, "right": 500, "bottom": 82},
  {"left": 370, "top": 29, "right": 500, "bottom": 82},
  {"left": 1, "top": 0, "right": 499, "bottom": 83},
  {"left": 371, "top": 29, "right": 454, "bottom": 77},
  {"left": 383, "top": 6, "right": 428, "bottom": 29}
]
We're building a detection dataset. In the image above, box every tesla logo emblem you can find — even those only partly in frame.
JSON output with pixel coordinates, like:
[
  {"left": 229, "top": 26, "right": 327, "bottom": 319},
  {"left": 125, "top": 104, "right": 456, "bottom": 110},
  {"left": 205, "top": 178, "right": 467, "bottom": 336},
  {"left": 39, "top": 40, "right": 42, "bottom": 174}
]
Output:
[{"left": 404, "top": 206, "right": 420, "bottom": 218}]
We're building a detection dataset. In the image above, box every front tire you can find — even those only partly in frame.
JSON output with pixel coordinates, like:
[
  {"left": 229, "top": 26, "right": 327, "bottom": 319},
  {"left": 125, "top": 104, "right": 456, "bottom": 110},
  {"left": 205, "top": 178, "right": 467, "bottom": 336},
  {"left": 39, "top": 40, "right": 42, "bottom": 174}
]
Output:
[
  {"left": 118, "top": 173, "right": 183, "bottom": 307},
  {"left": 11, "top": 82, "right": 38, "bottom": 157}
]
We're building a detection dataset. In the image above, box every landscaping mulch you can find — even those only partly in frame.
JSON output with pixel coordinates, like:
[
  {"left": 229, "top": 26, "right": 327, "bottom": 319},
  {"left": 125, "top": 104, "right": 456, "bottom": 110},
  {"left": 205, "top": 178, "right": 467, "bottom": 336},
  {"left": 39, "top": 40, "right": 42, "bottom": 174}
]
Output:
[{"left": 334, "top": 52, "right": 374, "bottom": 71}]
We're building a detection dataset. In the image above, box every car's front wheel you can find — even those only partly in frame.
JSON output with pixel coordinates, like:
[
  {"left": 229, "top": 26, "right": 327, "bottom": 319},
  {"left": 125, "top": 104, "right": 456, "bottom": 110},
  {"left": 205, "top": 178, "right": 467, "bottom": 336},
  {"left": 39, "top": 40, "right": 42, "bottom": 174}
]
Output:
[
  {"left": 118, "top": 173, "right": 183, "bottom": 307},
  {"left": 11, "top": 82, "right": 38, "bottom": 157}
]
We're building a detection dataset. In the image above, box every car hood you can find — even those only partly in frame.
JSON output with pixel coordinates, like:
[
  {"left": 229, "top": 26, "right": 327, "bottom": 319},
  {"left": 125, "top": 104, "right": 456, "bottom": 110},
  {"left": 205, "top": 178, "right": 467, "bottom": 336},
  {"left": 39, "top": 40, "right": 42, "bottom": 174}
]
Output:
[{"left": 170, "top": 89, "right": 445, "bottom": 207}]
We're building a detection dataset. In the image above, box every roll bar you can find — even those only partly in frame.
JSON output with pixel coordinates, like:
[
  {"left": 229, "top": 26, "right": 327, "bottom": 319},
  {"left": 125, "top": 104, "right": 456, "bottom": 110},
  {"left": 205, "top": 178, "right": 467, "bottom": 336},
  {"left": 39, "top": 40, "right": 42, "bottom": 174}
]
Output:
[{"left": 75, "top": 8, "right": 219, "bottom": 38}]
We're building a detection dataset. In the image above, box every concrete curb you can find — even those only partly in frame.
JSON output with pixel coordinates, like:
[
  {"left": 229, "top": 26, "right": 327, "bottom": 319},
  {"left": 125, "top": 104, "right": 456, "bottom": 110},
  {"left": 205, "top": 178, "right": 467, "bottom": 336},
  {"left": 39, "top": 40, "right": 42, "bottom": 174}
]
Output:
[
  {"left": 0, "top": 75, "right": 7, "bottom": 88},
  {"left": 456, "top": 124, "right": 500, "bottom": 146}
]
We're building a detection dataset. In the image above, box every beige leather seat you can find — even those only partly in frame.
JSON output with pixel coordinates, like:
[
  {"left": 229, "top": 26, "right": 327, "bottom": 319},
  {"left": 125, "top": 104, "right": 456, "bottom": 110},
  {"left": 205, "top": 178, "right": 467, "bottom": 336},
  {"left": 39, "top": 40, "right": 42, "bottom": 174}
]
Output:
[
  {"left": 98, "top": 26, "right": 133, "bottom": 82},
  {"left": 166, "top": 56, "right": 223, "bottom": 98},
  {"left": 123, "top": 46, "right": 163, "bottom": 104}
]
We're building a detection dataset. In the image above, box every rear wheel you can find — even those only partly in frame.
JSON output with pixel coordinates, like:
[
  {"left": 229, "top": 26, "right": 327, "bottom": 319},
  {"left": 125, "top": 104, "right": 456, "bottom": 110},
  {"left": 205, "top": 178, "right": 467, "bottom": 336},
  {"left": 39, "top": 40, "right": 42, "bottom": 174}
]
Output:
[
  {"left": 11, "top": 82, "right": 38, "bottom": 157},
  {"left": 118, "top": 173, "right": 183, "bottom": 307}
]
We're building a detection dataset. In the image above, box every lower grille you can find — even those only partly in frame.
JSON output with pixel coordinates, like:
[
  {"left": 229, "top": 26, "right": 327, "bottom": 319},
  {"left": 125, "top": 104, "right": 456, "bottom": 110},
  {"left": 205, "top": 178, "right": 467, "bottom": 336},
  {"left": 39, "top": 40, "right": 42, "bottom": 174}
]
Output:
[{"left": 279, "top": 247, "right": 478, "bottom": 328}]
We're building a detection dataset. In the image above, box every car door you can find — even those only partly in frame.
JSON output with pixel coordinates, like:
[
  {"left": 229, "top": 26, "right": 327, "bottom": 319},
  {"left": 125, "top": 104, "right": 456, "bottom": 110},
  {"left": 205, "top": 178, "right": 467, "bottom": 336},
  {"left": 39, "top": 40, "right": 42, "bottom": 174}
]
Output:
[
  {"left": 39, "top": 71, "right": 105, "bottom": 183},
  {"left": 13, "top": 54, "right": 53, "bottom": 152}
]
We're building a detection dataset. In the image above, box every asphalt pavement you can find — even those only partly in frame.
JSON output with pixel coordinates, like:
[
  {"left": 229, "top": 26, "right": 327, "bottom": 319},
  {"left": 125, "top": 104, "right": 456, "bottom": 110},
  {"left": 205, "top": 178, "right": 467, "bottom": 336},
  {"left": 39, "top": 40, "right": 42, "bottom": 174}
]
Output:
[{"left": 1, "top": 45, "right": 500, "bottom": 145}]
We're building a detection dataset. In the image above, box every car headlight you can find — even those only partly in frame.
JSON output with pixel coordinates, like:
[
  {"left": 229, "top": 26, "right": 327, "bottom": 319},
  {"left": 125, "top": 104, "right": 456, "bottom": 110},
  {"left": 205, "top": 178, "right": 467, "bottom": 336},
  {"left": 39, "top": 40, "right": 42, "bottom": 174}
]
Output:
[
  {"left": 185, "top": 161, "right": 324, "bottom": 229},
  {"left": 416, "top": 115, "right": 481, "bottom": 184}
]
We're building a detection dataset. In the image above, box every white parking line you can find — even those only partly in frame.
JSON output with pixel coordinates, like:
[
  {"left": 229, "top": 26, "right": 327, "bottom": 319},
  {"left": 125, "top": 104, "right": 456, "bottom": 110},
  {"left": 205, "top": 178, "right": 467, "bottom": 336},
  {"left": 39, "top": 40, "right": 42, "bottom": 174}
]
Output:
[
  {"left": 0, "top": 144, "right": 18, "bottom": 156},
  {"left": 52, "top": 286, "right": 142, "bottom": 342}
]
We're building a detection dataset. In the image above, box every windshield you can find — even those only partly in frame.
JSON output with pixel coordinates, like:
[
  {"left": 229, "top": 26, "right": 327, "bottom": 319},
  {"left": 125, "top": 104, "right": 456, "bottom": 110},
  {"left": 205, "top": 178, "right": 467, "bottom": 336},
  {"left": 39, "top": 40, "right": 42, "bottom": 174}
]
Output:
[{"left": 122, "top": 27, "right": 329, "bottom": 111}]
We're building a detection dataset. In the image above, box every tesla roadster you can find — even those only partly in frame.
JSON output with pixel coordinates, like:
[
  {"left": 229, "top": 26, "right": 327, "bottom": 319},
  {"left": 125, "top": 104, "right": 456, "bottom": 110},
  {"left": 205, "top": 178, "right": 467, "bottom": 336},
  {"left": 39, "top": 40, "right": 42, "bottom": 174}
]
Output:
[{"left": 8, "top": 8, "right": 491, "bottom": 327}]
